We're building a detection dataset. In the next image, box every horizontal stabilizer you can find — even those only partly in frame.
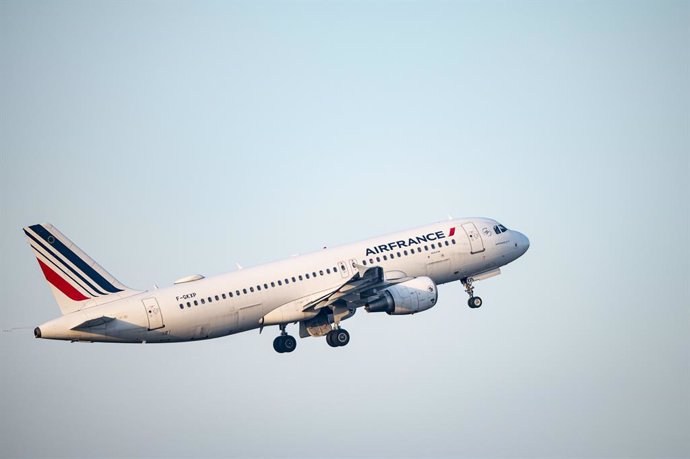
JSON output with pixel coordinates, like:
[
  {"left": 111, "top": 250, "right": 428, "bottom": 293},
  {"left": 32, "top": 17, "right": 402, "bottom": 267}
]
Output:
[{"left": 71, "top": 316, "right": 115, "bottom": 330}]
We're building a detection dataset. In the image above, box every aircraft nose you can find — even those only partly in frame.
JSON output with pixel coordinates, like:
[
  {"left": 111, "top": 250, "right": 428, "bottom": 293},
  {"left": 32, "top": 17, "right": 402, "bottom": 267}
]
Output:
[{"left": 516, "top": 231, "right": 530, "bottom": 255}]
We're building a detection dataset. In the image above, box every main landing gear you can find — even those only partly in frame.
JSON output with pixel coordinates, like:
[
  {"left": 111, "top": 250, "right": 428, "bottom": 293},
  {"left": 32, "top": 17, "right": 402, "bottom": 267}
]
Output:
[
  {"left": 273, "top": 323, "right": 297, "bottom": 353},
  {"left": 326, "top": 305, "right": 351, "bottom": 348},
  {"left": 326, "top": 328, "right": 350, "bottom": 348},
  {"left": 462, "top": 278, "right": 483, "bottom": 309}
]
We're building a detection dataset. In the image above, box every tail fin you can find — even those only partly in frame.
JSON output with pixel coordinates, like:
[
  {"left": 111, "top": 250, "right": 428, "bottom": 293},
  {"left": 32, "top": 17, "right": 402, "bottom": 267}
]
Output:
[{"left": 23, "top": 223, "right": 141, "bottom": 314}]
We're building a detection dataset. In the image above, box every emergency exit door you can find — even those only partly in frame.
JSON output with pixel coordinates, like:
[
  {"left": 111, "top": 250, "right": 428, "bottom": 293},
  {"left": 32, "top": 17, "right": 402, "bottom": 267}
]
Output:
[
  {"left": 142, "top": 297, "right": 164, "bottom": 330},
  {"left": 338, "top": 260, "right": 349, "bottom": 278},
  {"left": 461, "top": 223, "right": 485, "bottom": 254}
]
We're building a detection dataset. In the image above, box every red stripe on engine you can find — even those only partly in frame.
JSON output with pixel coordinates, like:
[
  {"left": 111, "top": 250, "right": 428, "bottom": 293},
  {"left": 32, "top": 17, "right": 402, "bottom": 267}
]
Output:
[
  {"left": 449, "top": 227, "right": 456, "bottom": 237},
  {"left": 36, "top": 258, "right": 89, "bottom": 301}
]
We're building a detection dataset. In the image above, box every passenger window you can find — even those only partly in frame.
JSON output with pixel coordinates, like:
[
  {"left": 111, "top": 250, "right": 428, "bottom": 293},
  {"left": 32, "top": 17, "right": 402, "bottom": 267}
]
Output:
[
  {"left": 179, "top": 304, "right": 184, "bottom": 309},
  {"left": 215, "top": 295, "right": 219, "bottom": 301},
  {"left": 319, "top": 270, "right": 323, "bottom": 276},
  {"left": 404, "top": 250, "right": 408, "bottom": 255},
  {"left": 334, "top": 266, "right": 339, "bottom": 272},
  {"left": 243, "top": 288, "right": 247, "bottom": 294},
  {"left": 298, "top": 275, "right": 303, "bottom": 281},
  {"left": 452, "top": 239, "right": 456, "bottom": 244},
  {"left": 208, "top": 297, "right": 212, "bottom": 302},
  {"left": 363, "top": 260, "right": 367, "bottom": 266},
  {"left": 369, "top": 258, "right": 374, "bottom": 264},
  {"left": 292, "top": 277, "right": 296, "bottom": 282},
  {"left": 306, "top": 273, "right": 310, "bottom": 279},
  {"left": 376, "top": 257, "right": 381, "bottom": 262},
  {"left": 221, "top": 294, "right": 226, "bottom": 299},
  {"left": 445, "top": 241, "right": 449, "bottom": 246},
  {"left": 201, "top": 299, "right": 205, "bottom": 304},
  {"left": 397, "top": 252, "right": 401, "bottom": 257},
  {"left": 312, "top": 272, "right": 316, "bottom": 277},
  {"left": 326, "top": 268, "right": 331, "bottom": 274},
  {"left": 271, "top": 282, "right": 275, "bottom": 287},
  {"left": 424, "top": 246, "right": 428, "bottom": 251},
  {"left": 250, "top": 287, "right": 254, "bottom": 293},
  {"left": 418, "top": 247, "right": 422, "bottom": 253},
  {"left": 187, "top": 302, "right": 191, "bottom": 308},
  {"left": 257, "top": 285, "right": 261, "bottom": 291},
  {"left": 285, "top": 279, "right": 290, "bottom": 284},
  {"left": 278, "top": 280, "right": 282, "bottom": 286},
  {"left": 194, "top": 300, "right": 198, "bottom": 306},
  {"left": 383, "top": 255, "right": 388, "bottom": 260},
  {"left": 236, "top": 290, "right": 241, "bottom": 296},
  {"left": 431, "top": 243, "right": 435, "bottom": 249},
  {"left": 264, "top": 283, "right": 268, "bottom": 289},
  {"left": 229, "top": 292, "right": 234, "bottom": 298}
]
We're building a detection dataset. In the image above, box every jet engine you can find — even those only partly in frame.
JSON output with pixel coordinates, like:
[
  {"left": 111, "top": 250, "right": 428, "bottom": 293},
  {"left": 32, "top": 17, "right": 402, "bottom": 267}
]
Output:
[{"left": 364, "top": 276, "right": 438, "bottom": 315}]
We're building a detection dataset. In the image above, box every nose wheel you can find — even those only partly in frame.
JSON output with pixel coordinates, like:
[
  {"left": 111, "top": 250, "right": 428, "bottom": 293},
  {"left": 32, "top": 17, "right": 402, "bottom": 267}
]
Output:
[
  {"left": 273, "top": 324, "right": 297, "bottom": 353},
  {"left": 468, "top": 296, "right": 483, "bottom": 308},
  {"left": 462, "top": 278, "right": 483, "bottom": 309}
]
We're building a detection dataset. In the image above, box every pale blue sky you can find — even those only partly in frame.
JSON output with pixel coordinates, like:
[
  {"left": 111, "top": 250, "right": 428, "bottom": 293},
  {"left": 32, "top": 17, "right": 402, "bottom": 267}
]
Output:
[{"left": 1, "top": 1, "right": 688, "bottom": 458}]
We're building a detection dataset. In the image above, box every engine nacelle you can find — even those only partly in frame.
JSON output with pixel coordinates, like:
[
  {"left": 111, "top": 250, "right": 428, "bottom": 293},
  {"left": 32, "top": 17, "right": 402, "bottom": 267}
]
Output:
[{"left": 365, "top": 276, "right": 438, "bottom": 315}]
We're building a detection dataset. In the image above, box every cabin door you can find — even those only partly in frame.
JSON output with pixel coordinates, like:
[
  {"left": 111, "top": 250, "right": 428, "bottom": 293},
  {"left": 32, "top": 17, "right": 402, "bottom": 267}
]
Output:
[
  {"left": 461, "top": 223, "right": 485, "bottom": 254},
  {"left": 142, "top": 297, "right": 164, "bottom": 330}
]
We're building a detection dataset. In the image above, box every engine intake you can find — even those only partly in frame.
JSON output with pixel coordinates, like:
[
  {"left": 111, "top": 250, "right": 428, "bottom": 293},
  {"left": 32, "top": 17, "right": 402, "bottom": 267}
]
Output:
[{"left": 365, "top": 277, "right": 438, "bottom": 315}]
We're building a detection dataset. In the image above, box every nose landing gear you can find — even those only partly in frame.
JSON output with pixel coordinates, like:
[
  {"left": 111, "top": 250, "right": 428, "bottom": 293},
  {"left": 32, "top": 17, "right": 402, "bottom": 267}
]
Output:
[
  {"left": 273, "top": 323, "right": 297, "bottom": 353},
  {"left": 462, "top": 278, "right": 483, "bottom": 308}
]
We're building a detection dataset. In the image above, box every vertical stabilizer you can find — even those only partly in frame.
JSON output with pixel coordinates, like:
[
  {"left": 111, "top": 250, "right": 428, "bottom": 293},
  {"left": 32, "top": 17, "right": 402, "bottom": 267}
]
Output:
[{"left": 23, "top": 223, "right": 141, "bottom": 314}]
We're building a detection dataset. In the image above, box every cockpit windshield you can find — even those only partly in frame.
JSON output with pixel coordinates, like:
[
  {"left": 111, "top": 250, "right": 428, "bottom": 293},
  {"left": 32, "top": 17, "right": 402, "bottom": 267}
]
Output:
[{"left": 493, "top": 224, "right": 508, "bottom": 234}]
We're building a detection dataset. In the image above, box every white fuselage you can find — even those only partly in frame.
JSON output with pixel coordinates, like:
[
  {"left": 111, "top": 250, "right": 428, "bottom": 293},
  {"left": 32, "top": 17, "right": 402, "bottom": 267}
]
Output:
[{"left": 36, "top": 218, "right": 529, "bottom": 343}]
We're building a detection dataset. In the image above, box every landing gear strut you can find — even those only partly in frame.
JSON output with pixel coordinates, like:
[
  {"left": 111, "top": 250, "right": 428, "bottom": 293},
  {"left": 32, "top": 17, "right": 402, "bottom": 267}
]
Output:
[
  {"left": 462, "top": 278, "right": 483, "bottom": 309},
  {"left": 273, "top": 323, "right": 297, "bottom": 353}
]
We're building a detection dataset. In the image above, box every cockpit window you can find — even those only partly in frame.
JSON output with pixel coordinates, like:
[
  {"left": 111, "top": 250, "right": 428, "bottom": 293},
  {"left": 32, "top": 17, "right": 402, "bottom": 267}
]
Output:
[{"left": 494, "top": 224, "right": 508, "bottom": 234}]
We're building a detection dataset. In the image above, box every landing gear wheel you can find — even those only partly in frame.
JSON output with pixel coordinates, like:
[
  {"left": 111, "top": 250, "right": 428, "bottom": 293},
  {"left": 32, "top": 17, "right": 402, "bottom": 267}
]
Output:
[
  {"left": 282, "top": 335, "right": 297, "bottom": 353},
  {"left": 326, "top": 330, "right": 338, "bottom": 348},
  {"left": 333, "top": 329, "right": 350, "bottom": 347},
  {"left": 273, "top": 335, "right": 297, "bottom": 353},
  {"left": 468, "top": 296, "right": 483, "bottom": 308},
  {"left": 462, "top": 278, "right": 483, "bottom": 309},
  {"left": 326, "top": 329, "right": 350, "bottom": 347},
  {"left": 273, "top": 336, "right": 285, "bottom": 353}
]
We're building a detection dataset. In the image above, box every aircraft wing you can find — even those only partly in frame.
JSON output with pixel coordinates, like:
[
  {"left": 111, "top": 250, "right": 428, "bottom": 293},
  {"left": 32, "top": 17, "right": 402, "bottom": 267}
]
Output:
[{"left": 303, "top": 265, "right": 410, "bottom": 312}]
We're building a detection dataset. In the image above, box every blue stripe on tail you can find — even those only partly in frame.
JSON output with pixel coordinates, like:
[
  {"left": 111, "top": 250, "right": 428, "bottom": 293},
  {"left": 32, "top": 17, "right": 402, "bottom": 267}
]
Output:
[
  {"left": 24, "top": 229, "right": 106, "bottom": 296},
  {"left": 29, "top": 225, "right": 123, "bottom": 294}
]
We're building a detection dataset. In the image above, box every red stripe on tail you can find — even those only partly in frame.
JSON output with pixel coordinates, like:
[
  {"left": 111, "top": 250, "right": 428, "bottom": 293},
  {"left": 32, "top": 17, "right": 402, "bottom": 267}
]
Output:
[
  {"left": 36, "top": 258, "right": 89, "bottom": 301},
  {"left": 449, "top": 227, "right": 456, "bottom": 237}
]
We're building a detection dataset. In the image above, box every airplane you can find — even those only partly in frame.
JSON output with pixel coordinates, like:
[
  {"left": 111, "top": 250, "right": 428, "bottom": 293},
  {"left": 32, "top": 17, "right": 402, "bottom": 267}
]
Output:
[{"left": 24, "top": 218, "right": 529, "bottom": 352}]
